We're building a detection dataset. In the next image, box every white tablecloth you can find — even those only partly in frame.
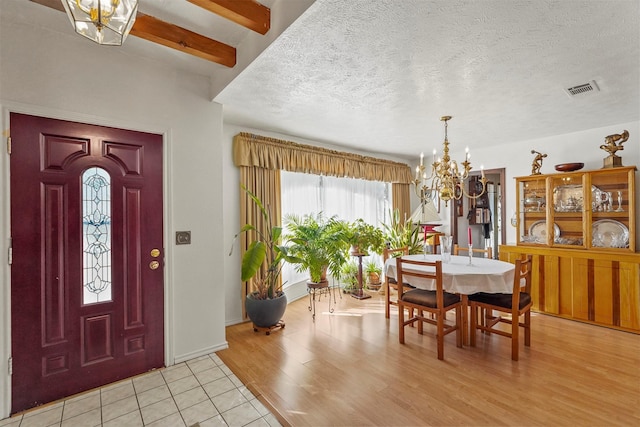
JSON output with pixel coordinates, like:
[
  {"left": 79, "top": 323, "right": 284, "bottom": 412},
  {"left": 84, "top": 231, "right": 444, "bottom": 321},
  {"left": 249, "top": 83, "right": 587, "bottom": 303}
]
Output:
[{"left": 384, "top": 254, "right": 515, "bottom": 295}]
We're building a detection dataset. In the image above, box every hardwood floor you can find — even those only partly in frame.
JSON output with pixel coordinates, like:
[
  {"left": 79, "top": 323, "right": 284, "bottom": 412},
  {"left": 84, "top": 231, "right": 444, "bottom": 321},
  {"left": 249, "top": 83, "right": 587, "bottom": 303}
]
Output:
[{"left": 217, "top": 289, "right": 640, "bottom": 426}]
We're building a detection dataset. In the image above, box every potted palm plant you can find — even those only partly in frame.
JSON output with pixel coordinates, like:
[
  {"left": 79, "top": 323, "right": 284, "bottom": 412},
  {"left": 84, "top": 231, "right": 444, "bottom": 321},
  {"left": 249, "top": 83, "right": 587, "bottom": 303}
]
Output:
[
  {"left": 283, "top": 213, "right": 348, "bottom": 285},
  {"left": 230, "top": 186, "right": 297, "bottom": 330}
]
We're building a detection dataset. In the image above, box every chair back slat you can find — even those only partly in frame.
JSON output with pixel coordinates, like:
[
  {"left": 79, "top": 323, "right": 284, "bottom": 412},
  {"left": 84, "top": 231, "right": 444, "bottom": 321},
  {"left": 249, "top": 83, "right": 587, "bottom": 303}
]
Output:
[
  {"left": 510, "top": 255, "right": 532, "bottom": 313},
  {"left": 383, "top": 246, "right": 409, "bottom": 261},
  {"left": 383, "top": 246, "right": 410, "bottom": 319},
  {"left": 513, "top": 256, "right": 532, "bottom": 292}
]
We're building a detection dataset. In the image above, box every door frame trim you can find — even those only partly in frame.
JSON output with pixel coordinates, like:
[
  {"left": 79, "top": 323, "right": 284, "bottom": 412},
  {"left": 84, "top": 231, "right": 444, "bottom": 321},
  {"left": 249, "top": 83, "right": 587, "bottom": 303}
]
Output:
[{"left": 0, "top": 100, "right": 174, "bottom": 418}]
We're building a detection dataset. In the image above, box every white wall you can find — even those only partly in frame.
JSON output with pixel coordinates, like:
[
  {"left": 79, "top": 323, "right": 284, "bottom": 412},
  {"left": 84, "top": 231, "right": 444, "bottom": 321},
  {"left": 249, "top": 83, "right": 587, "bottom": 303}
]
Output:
[{"left": 0, "top": 1, "right": 226, "bottom": 418}]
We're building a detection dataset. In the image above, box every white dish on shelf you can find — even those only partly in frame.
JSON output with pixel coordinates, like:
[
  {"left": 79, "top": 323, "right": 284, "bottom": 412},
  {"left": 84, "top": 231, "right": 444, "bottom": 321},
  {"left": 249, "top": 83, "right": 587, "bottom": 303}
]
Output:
[
  {"left": 592, "top": 219, "right": 629, "bottom": 248},
  {"left": 528, "top": 220, "right": 560, "bottom": 244}
]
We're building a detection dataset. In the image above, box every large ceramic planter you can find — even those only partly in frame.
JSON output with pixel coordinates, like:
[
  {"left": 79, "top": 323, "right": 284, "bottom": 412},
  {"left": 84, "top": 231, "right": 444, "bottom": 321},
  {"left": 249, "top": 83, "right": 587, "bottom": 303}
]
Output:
[{"left": 245, "top": 292, "right": 287, "bottom": 328}]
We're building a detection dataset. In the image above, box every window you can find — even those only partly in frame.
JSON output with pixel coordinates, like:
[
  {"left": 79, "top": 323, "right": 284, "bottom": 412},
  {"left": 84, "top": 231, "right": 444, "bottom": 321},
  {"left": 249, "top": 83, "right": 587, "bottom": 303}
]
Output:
[{"left": 281, "top": 171, "right": 391, "bottom": 287}]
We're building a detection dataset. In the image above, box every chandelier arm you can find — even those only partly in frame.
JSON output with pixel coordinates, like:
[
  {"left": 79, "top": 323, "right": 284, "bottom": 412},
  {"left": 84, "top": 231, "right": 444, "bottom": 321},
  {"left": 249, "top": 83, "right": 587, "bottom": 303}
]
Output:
[
  {"left": 104, "top": 1, "right": 119, "bottom": 20},
  {"left": 75, "top": 0, "right": 91, "bottom": 15},
  {"left": 74, "top": 0, "right": 119, "bottom": 26}
]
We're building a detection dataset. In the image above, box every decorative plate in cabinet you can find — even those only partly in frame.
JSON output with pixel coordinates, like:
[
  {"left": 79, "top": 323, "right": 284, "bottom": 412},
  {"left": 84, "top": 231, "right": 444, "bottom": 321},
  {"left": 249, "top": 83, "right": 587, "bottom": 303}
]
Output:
[
  {"left": 592, "top": 219, "right": 629, "bottom": 248},
  {"left": 525, "top": 220, "right": 560, "bottom": 244}
]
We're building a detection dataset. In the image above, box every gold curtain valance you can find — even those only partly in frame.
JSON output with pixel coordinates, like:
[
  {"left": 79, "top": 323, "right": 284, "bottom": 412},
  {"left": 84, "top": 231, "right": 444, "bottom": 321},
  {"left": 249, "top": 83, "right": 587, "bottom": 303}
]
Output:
[{"left": 233, "top": 132, "right": 413, "bottom": 183}]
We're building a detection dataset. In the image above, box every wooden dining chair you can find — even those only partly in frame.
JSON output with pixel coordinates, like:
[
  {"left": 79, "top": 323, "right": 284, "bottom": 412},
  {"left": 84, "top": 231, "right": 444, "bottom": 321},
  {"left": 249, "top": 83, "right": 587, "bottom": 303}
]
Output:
[
  {"left": 468, "top": 255, "right": 533, "bottom": 361},
  {"left": 453, "top": 244, "right": 493, "bottom": 259},
  {"left": 396, "top": 257, "right": 462, "bottom": 360},
  {"left": 383, "top": 246, "right": 410, "bottom": 319}
]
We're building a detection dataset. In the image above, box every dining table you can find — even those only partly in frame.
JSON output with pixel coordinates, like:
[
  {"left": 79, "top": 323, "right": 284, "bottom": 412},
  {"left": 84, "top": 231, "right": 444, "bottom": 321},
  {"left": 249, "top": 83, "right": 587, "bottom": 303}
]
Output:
[{"left": 384, "top": 253, "right": 516, "bottom": 344}]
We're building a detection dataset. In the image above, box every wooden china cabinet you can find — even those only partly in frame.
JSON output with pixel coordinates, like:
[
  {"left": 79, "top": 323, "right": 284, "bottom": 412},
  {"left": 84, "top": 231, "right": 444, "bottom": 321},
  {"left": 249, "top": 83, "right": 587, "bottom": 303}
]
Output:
[{"left": 500, "top": 166, "right": 640, "bottom": 334}]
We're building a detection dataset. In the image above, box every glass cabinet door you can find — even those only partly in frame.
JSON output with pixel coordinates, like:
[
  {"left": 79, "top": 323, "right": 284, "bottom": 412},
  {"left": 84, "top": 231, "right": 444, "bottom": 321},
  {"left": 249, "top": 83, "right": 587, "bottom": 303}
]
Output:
[
  {"left": 517, "top": 177, "right": 547, "bottom": 245},
  {"left": 589, "top": 168, "right": 632, "bottom": 249},
  {"left": 550, "top": 173, "right": 585, "bottom": 247}
]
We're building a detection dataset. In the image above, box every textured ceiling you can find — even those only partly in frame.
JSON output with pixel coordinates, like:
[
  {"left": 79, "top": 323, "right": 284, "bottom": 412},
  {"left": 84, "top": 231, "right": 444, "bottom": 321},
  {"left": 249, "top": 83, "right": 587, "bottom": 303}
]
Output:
[
  {"left": 216, "top": 0, "right": 640, "bottom": 159},
  {"left": 14, "top": 0, "right": 640, "bottom": 160}
]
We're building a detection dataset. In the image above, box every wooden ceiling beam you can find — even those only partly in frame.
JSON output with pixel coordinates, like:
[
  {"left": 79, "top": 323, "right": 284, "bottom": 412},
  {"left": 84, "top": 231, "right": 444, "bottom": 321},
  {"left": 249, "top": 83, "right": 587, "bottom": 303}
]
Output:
[
  {"left": 30, "top": 0, "right": 64, "bottom": 12},
  {"left": 29, "top": 0, "right": 237, "bottom": 67},
  {"left": 130, "top": 14, "right": 236, "bottom": 67},
  {"left": 187, "top": 0, "right": 270, "bottom": 35}
]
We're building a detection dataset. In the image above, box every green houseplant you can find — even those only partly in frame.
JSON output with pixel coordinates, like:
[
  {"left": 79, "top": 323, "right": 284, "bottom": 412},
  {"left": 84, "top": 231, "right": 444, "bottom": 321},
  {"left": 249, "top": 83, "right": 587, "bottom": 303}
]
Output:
[
  {"left": 364, "top": 260, "right": 382, "bottom": 289},
  {"left": 343, "top": 219, "right": 386, "bottom": 256},
  {"left": 230, "top": 186, "right": 296, "bottom": 328},
  {"left": 284, "top": 213, "right": 348, "bottom": 284},
  {"left": 381, "top": 208, "right": 423, "bottom": 254},
  {"left": 340, "top": 260, "right": 359, "bottom": 292}
]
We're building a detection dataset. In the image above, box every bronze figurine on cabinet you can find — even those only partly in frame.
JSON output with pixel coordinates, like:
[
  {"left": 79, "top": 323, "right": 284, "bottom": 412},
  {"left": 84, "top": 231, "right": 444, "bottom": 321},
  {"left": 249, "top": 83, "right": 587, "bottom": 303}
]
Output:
[
  {"left": 530, "top": 150, "right": 547, "bottom": 175},
  {"left": 600, "top": 130, "right": 629, "bottom": 168}
]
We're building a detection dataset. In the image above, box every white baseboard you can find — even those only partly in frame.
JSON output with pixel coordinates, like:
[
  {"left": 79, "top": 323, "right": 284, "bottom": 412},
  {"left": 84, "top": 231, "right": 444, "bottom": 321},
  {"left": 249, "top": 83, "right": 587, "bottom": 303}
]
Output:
[{"left": 173, "top": 342, "right": 229, "bottom": 365}]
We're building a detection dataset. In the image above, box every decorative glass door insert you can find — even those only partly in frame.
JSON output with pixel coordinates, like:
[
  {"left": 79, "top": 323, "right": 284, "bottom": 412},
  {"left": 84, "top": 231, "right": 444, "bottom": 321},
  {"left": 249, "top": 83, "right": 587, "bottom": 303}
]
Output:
[{"left": 82, "top": 167, "right": 112, "bottom": 304}]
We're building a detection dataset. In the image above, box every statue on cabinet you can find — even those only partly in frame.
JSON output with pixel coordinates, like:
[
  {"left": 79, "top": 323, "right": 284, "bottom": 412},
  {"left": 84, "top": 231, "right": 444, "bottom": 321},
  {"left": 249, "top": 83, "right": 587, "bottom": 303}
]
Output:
[
  {"left": 600, "top": 130, "right": 629, "bottom": 168},
  {"left": 530, "top": 150, "right": 547, "bottom": 175}
]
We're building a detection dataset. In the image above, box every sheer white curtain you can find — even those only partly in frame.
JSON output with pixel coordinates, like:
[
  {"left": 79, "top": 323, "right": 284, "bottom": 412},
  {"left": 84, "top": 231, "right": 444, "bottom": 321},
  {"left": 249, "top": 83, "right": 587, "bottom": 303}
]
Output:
[
  {"left": 281, "top": 171, "right": 391, "bottom": 288},
  {"left": 322, "top": 175, "right": 388, "bottom": 224}
]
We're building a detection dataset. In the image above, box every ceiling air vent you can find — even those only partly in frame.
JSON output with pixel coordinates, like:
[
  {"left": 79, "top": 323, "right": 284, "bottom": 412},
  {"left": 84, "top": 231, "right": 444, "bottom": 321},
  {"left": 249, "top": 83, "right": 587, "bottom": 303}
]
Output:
[{"left": 565, "top": 80, "right": 600, "bottom": 97}]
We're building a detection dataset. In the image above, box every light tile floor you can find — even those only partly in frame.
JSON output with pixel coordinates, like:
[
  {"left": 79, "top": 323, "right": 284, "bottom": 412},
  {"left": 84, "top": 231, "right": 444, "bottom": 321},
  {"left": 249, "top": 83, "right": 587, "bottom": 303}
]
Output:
[{"left": 0, "top": 353, "right": 281, "bottom": 427}]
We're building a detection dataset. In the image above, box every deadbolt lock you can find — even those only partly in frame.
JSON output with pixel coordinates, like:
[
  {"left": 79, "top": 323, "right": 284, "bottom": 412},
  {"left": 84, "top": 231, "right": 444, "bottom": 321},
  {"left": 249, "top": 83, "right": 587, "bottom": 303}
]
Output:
[{"left": 150, "top": 248, "right": 161, "bottom": 257}]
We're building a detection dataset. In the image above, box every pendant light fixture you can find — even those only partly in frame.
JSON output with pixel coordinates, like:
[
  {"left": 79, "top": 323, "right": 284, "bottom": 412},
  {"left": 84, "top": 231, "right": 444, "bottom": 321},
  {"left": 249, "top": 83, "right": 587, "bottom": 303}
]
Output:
[
  {"left": 413, "top": 116, "right": 487, "bottom": 207},
  {"left": 62, "top": 0, "right": 139, "bottom": 46}
]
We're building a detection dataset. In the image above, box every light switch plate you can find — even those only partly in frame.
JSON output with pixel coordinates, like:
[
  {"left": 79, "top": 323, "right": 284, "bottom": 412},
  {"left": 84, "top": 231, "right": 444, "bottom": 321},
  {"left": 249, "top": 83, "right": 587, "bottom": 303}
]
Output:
[{"left": 176, "top": 231, "right": 191, "bottom": 245}]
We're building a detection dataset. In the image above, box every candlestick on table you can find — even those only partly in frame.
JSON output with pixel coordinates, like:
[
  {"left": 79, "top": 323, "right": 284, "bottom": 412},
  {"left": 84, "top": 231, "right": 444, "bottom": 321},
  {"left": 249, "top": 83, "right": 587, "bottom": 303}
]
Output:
[{"left": 467, "top": 227, "right": 473, "bottom": 266}]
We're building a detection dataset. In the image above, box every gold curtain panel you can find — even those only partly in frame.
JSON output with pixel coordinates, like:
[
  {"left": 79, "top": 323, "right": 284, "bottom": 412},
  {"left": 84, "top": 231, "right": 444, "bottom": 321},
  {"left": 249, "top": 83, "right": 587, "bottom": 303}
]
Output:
[{"left": 233, "top": 132, "right": 413, "bottom": 183}]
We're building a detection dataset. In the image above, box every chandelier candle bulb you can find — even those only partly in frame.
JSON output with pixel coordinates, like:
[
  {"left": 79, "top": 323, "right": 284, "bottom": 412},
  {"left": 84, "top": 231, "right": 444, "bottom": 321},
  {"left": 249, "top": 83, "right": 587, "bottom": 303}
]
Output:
[{"left": 420, "top": 152, "right": 424, "bottom": 166}]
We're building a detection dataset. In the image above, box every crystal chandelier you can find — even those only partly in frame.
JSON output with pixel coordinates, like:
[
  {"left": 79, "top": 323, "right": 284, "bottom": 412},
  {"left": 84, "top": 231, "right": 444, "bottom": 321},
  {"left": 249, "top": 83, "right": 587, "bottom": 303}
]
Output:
[
  {"left": 62, "top": 0, "right": 138, "bottom": 46},
  {"left": 413, "top": 116, "right": 487, "bottom": 207}
]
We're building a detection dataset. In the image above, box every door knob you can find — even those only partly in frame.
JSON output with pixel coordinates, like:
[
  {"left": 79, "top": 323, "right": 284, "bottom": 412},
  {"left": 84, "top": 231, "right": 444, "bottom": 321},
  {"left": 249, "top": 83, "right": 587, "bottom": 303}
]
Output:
[{"left": 149, "top": 261, "right": 160, "bottom": 270}]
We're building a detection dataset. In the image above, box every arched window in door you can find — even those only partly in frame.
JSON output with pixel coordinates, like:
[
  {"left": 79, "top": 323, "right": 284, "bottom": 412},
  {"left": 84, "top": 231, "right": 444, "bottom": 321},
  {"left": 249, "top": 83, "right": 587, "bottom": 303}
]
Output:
[{"left": 82, "top": 167, "right": 112, "bottom": 304}]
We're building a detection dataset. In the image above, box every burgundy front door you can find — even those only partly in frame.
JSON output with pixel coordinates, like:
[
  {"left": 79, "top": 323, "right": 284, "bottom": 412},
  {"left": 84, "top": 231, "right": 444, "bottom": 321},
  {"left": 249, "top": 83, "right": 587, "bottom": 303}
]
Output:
[{"left": 10, "top": 113, "right": 165, "bottom": 413}]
